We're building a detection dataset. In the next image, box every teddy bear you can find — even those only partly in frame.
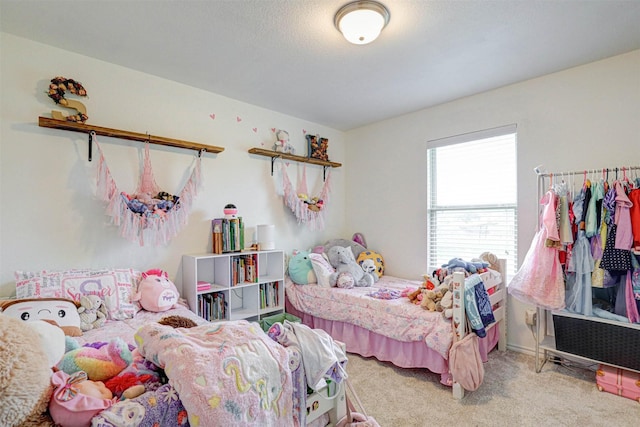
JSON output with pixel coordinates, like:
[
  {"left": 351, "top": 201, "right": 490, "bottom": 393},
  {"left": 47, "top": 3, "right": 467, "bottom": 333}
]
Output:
[
  {"left": 78, "top": 295, "right": 108, "bottom": 331},
  {"left": 327, "top": 245, "right": 374, "bottom": 287},
  {"left": 420, "top": 283, "right": 449, "bottom": 311},
  {"left": 273, "top": 129, "right": 295, "bottom": 154},
  {"left": 436, "top": 286, "right": 454, "bottom": 319}
]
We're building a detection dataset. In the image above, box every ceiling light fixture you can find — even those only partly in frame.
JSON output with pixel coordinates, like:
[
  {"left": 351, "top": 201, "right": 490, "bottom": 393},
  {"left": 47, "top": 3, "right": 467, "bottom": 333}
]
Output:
[{"left": 334, "top": 1, "right": 390, "bottom": 45}]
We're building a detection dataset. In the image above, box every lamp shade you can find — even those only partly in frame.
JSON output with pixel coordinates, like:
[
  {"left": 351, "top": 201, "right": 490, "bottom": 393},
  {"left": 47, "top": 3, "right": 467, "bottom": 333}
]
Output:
[{"left": 335, "top": 1, "right": 390, "bottom": 45}]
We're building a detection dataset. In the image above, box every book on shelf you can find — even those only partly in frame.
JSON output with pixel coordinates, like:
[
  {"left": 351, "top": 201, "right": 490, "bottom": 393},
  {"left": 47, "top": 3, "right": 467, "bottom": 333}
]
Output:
[
  {"left": 198, "top": 292, "right": 226, "bottom": 321},
  {"left": 230, "top": 253, "right": 258, "bottom": 286},
  {"left": 212, "top": 217, "right": 244, "bottom": 253},
  {"left": 211, "top": 219, "right": 223, "bottom": 254}
]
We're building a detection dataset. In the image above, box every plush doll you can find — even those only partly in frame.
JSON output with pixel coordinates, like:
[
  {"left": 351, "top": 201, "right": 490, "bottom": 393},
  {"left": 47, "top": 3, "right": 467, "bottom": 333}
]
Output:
[
  {"left": 273, "top": 129, "right": 295, "bottom": 154},
  {"left": 327, "top": 245, "right": 374, "bottom": 288},
  {"left": 422, "top": 273, "right": 436, "bottom": 290},
  {"left": 57, "top": 337, "right": 133, "bottom": 382},
  {"left": 0, "top": 314, "right": 54, "bottom": 427},
  {"left": 0, "top": 297, "right": 83, "bottom": 336},
  {"left": 436, "top": 287, "right": 454, "bottom": 319},
  {"left": 420, "top": 289, "right": 440, "bottom": 311},
  {"left": 407, "top": 287, "right": 423, "bottom": 304},
  {"left": 49, "top": 370, "right": 116, "bottom": 427},
  {"left": 133, "top": 269, "right": 179, "bottom": 312},
  {"left": 288, "top": 249, "right": 317, "bottom": 285},
  {"left": 77, "top": 295, "right": 108, "bottom": 331},
  {"left": 356, "top": 250, "right": 385, "bottom": 283}
]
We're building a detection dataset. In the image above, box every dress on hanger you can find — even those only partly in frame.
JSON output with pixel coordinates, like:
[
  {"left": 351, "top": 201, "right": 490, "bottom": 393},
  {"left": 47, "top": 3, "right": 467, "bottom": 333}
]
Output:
[{"left": 508, "top": 190, "right": 565, "bottom": 310}]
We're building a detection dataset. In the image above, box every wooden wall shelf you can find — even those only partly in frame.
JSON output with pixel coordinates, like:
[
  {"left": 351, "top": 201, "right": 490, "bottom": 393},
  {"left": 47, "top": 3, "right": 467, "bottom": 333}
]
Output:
[
  {"left": 248, "top": 147, "right": 341, "bottom": 180},
  {"left": 39, "top": 117, "right": 224, "bottom": 160}
]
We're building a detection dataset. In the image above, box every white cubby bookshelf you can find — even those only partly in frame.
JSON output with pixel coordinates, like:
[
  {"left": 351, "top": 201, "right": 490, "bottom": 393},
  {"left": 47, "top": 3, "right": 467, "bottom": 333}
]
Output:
[{"left": 182, "top": 250, "right": 285, "bottom": 322}]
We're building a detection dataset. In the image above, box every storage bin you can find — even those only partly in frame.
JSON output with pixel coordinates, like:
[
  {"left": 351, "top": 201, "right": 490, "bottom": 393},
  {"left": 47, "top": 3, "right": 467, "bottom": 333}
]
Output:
[
  {"left": 260, "top": 312, "right": 301, "bottom": 332},
  {"left": 552, "top": 311, "right": 640, "bottom": 371}
]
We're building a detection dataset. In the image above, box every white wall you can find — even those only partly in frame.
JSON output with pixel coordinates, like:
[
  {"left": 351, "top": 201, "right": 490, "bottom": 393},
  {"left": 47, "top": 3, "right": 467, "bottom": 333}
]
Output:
[
  {"left": 0, "top": 34, "right": 347, "bottom": 297},
  {"left": 2, "top": 33, "right": 639, "bottom": 354},
  {"left": 345, "top": 50, "right": 640, "bottom": 353}
]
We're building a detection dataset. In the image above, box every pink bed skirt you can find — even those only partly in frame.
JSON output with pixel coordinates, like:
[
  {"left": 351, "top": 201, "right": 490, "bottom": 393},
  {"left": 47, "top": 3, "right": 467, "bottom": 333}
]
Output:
[{"left": 286, "top": 298, "right": 499, "bottom": 383}]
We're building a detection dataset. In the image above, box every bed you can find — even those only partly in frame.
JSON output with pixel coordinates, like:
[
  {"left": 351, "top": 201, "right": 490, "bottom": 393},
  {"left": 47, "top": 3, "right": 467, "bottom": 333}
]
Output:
[
  {"left": 73, "top": 304, "right": 346, "bottom": 426},
  {"left": 285, "top": 258, "right": 507, "bottom": 399},
  {"left": 3, "top": 268, "right": 348, "bottom": 427}
]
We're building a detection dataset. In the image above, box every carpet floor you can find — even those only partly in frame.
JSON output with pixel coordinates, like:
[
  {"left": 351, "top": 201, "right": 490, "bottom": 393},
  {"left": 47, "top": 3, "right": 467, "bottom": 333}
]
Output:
[{"left": 345, "top": 349, "right": 638, "bottom": 427}]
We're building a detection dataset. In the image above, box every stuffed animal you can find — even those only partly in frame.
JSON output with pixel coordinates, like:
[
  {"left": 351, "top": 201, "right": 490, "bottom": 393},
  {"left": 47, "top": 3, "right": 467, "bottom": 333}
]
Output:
[
  {"left": 406, "top": 287, "right": 423, "bottom": 304},
  {"left": 420, "top": 283, "right": 449, "bottom": 311},
  {"left": 57, "top": 337, "right": 133, "bottom": 382},
  {"left": 420, "top": 289, "right": 440, "bottom": 311},
  {"left": 441, "top": 257, "right": 489, "bottom": 274},
  {"left": 273, "top": 129, "right": 295, "bottom": 154},
  {"left": 0, "top": 314, "right": 55, "bottom": 427},
  {"left": 356, "top": 250, "right": 385, "bottom": 282},
  {"left": 77, "top": 295, "right": 108, "bottom": 331},
  {"left": 0, "top": 297, "right": 83, "bottom": 336},
  {"left": 133, "top": 269, "right": 179, "bottom": 312},
  {"left": 327, "top": 245, "right": 374, "bottom": 288},
  {"left": 436, "top": 287, "right": 454, "bottom": 319},
  {"left": 288, "top": 249, "right": 317, "bottom": 285},
  {"left": 49, "top": 370, "right": 115, "bottom": 427},
  {"left": 320, "top": 238, "right": 367, "bottom": 260}
]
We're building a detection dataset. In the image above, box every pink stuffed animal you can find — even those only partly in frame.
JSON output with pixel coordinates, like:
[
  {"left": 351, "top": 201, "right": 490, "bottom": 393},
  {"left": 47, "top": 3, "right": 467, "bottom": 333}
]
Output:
[{"left": 133, "top": 269, "right": 179, "bottom": 312}]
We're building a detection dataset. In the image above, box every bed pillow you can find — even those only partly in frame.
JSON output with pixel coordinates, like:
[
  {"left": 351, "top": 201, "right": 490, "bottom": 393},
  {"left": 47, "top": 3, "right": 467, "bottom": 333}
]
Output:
[
  {"left": 356, "top": 250, "right": 385, "bottom": 278},
  {"left": 14, "top": 268, "right": 138, "bottom": 320},
  {"left": 309, "top": 253, "right": 335, "bottom": 287}
]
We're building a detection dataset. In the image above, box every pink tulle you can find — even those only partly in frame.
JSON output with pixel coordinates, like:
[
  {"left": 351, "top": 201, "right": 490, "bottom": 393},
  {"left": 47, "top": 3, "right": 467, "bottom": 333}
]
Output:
[
  {"left": 508, "top": 190, "right": 566, "bottom": 310},
  {"left": 95, "top": 140, "right": 201, "bottom": 246},
  {"left": 282, "top": 163, "right": 331, "bottom": 231}
]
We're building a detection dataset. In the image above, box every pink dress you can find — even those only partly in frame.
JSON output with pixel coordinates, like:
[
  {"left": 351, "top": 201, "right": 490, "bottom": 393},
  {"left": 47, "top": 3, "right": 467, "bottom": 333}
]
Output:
[{"left": 508, "top": 190, "right": 566, "bottom": 310}]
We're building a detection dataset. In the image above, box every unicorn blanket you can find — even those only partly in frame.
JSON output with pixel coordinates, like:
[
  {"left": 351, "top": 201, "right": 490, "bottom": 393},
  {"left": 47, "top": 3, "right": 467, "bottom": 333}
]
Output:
[{"left": 135, "top": 320, "right": 294, "bottom": 426}]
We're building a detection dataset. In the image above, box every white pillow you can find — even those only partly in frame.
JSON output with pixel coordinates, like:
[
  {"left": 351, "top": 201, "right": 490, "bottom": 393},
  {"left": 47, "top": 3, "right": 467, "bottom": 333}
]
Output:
[{"left": 309, "top": 253, "right": 335, "bottom": 287}]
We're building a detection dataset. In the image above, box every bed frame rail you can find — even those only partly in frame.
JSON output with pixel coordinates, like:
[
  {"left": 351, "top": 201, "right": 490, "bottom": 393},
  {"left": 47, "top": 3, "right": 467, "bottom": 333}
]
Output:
[{"left": 451, "top": 258, "right": 507, "bottom": 399}]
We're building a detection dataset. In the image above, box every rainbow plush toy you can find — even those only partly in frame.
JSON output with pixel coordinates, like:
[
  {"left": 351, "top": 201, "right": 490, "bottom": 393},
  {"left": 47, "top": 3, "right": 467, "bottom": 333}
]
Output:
[{"left": 56, "top": 338, "right": 132, "bottom": 382}]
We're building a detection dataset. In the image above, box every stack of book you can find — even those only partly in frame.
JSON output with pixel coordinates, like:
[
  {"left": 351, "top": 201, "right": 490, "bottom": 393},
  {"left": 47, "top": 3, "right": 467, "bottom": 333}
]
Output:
[
  {"left": 230, "top": 254, "right": 258, "bottom": 286},
  {"left": 198, "top": 292, "right": 226, "bottom": 321},
  {"left": 260, "top": 282, "right": 279, "bottom": 309},
  {"left": 212, "top": 217, "right": 244, "bottom": 254}
]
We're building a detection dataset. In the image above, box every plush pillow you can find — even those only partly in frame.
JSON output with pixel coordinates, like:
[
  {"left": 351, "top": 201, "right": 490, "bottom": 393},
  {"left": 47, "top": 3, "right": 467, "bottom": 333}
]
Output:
[
  {"left": 288, "top": 250, "right": 317, "bottom": 285},
  {"left": 0, "top": 297, "right": 83, "bottom": 337},
  {"left": 309, "top": 253, "right": 335, "bottom": 288},
  {"left": 14, "top": 268, "right": 138, "bottom": 320},
  {"left": 356, "top": 250, "right": 385, "bottom": 278}
]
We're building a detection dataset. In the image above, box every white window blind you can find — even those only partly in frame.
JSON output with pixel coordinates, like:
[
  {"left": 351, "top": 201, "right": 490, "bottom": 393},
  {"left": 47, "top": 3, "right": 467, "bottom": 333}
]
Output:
[{"left": 427, "top": 126, "right": 518, "bottom": 276}]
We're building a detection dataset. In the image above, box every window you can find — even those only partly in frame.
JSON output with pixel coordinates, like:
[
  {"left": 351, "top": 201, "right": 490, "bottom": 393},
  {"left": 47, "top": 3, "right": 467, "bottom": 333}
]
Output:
[{"left": 427, "top": 125, "right": 518, "bottom": 277}]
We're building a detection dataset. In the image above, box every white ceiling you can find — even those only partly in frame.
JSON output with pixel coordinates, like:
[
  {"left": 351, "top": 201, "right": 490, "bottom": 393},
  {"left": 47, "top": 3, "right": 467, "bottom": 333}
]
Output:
[{"left": 2, "top": 0, "right": 640, "bottom": 131}]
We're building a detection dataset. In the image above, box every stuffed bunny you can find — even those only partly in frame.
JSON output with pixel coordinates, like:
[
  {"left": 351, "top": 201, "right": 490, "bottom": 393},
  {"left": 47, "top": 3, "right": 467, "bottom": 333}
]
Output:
[{"left": 77, "top": 295, "right": 108, "bottom": 331}]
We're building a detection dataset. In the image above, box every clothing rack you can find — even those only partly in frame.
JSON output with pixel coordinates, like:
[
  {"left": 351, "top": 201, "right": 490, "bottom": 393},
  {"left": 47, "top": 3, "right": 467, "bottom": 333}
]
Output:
[{"left": 533, "top": 163, "right": 640, "bottom": 373}]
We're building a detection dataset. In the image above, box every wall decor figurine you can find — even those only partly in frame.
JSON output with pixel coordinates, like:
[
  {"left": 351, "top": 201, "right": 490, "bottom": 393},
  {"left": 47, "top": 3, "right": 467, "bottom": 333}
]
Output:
[
  {"left": 272, "top": 129, "right": 295, "bottom": 154},
  {"left": 46, "top": 76, "right": 89, "bottom": 123},
  {"left": 307, "top": 134, "right": 329, "bottom": 161}
]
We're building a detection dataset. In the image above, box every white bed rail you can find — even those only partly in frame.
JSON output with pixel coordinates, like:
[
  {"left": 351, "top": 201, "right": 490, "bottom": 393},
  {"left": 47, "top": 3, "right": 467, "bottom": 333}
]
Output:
[{"left": 451, "top": 258, "right": 507, "bottom": 399}]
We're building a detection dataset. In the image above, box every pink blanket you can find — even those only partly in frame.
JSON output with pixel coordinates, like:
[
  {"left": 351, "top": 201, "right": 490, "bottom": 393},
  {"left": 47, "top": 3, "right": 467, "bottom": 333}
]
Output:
[{"left": 135, "top": 320, "right": 294, "bottom": 426}]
